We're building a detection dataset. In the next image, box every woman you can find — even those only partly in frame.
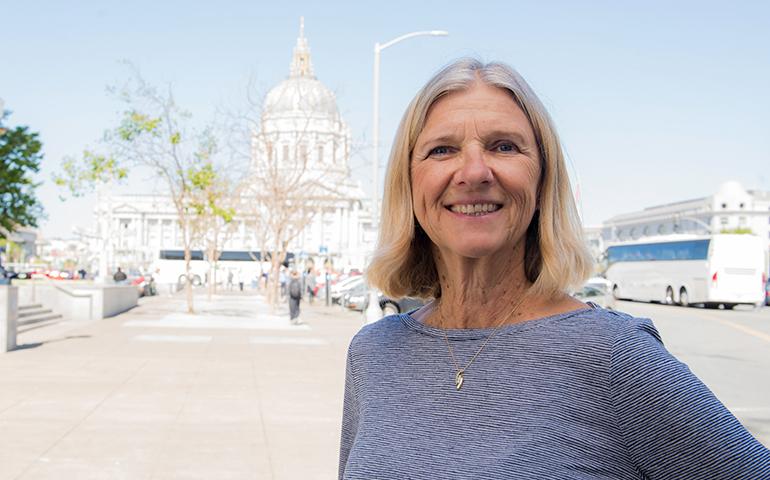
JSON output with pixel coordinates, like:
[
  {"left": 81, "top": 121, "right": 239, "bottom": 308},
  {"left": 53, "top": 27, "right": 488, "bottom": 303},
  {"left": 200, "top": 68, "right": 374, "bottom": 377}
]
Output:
[{"left": 338, "top": 58, "right": 769, "bottom": 479}]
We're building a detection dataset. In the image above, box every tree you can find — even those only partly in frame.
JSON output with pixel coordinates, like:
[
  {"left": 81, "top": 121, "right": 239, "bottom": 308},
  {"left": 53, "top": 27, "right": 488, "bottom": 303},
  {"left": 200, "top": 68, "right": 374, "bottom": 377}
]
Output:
[
  {"left": 55, "top": 67, "right": 225, "bottom": 313},
  {"left": 188, "top": 161, "right": 237, "bottom": 300},
  {"left": 228, "top": 87, "right": 351, "bottom": 308},
  {"left": 53, "top": 150, "right": 128, "bottom": 283},
  {"left": 0, "top": 110, "right": 44, "bottom": 238}
]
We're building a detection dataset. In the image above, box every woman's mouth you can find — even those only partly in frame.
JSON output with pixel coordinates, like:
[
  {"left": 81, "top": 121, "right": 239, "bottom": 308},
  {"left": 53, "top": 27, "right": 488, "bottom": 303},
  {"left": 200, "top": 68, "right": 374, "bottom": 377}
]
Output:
[{"left": 447, "top": 203, "right": 502, "bottom": 216}]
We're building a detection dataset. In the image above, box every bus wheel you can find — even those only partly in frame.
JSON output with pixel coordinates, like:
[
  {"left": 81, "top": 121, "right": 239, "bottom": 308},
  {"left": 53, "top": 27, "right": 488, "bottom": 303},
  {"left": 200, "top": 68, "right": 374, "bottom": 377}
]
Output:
[
  {"left": 665, "top": 287, "right": 674, "bottom": 305},
  {"left": 192, "top": 275, "right": 202, "bottom": 287},
  {"left": 679, "top": 288, "right": 689, "bottom": 307},
  {"left": 178, "top": 274, "right": 188, "bottom": 285},
  {"left": 723, "top": 303, "right": 735, "bottom": 310}
]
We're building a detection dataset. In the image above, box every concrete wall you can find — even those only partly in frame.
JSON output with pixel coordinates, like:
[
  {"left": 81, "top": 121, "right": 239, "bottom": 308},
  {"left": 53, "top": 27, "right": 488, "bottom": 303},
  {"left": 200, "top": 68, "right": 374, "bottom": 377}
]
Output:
[
  {"left": 0, "top": 286, "right": 18, "bottom": 352},
  {"left": 14, "top": 282, "right": 138, "bottom": 321}
]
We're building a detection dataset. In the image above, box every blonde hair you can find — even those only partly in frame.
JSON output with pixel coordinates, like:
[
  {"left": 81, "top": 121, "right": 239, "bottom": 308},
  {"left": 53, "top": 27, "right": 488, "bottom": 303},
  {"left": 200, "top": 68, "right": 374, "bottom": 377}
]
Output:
[{"left": 367, "top": 58, "right": 592, "bottom": 299}]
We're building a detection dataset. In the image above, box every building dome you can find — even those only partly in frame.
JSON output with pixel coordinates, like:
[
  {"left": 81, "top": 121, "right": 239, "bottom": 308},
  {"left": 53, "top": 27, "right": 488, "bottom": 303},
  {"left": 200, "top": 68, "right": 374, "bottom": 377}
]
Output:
[
  {"left": 264, "top": 76, "right": 339, "bottom": 119},
  {"left": 262, "top": 18, "right": 339, "bottom": 120}
]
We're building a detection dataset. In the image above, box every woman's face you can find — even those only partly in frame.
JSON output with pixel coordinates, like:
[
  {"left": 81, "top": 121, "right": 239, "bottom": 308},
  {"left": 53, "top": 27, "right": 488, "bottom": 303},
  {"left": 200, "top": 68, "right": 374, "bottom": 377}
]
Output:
[{"left": 411, "top": 81, "right": 541, "bottom": 262}]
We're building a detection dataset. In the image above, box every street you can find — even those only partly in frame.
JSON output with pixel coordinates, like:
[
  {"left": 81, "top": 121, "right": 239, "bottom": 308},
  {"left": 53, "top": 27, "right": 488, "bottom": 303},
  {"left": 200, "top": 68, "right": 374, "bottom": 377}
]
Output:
[
  {"left": 615, "top": 299, "right": 770, "bottom": 447},
  {"left": 0, "top": 293, "right": 767, "bottom": 479}
]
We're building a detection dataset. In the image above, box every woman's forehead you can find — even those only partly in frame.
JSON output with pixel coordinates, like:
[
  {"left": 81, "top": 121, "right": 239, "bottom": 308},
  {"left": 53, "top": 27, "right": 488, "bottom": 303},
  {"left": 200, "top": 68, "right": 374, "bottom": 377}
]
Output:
[{"left": 417, "top": 85, "right": 535, "bottom": 144}]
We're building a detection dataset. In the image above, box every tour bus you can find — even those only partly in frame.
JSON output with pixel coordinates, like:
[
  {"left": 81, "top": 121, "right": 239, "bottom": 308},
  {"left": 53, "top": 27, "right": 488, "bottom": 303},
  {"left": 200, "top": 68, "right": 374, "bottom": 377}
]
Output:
[
  {"left": 151, "top": 249, "right": 293, "bottom": 287},
  {"left": 605, "top": 234, "right": 766, "bottom": 308},
  {"left": 152, "top": 249, "right": 208, "bottom": 286}
]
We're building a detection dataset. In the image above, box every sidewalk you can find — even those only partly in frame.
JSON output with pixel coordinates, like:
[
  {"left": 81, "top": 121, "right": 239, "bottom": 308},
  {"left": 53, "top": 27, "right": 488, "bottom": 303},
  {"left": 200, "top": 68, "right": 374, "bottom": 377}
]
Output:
[{"left": 0, "top": 290, "right": 364, "bottom": 479}]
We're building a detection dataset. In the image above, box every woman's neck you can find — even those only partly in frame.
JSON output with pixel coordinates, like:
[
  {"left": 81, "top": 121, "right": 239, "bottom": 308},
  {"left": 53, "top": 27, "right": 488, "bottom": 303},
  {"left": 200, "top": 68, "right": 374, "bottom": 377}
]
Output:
[{"left": 430, "top": 246, "right": 532, "bottom": 329}]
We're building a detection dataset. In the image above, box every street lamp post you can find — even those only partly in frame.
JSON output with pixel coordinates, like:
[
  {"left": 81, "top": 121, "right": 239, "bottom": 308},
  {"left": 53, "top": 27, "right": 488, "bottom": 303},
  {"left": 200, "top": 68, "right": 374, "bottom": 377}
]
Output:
[
  {"left": 365, "top": 30, "right": 448, "bottom": 325},
  {"left": 370, "top": 30, "right": 448, "bottom": 227}
]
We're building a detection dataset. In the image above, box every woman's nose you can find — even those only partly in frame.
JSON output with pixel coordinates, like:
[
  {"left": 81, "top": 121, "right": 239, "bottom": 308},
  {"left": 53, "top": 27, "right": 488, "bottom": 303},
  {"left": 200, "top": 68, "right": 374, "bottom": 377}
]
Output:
[{"left": 454, "top": 146, "right": 493, "bottom": 187}]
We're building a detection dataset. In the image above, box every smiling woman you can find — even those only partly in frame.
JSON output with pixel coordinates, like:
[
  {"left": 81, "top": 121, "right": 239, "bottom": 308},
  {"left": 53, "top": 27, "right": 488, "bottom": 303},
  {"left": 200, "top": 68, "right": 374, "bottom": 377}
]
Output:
[{"left": 338, "top": 58, "right": 770, "bottom": 479}]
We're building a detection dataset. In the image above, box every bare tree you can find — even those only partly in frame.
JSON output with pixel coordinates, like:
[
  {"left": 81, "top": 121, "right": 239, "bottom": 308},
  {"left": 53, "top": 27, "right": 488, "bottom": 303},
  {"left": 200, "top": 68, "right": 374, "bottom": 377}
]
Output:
[{"left": 225, "top": 80, "right": 351, "bottom": 308}]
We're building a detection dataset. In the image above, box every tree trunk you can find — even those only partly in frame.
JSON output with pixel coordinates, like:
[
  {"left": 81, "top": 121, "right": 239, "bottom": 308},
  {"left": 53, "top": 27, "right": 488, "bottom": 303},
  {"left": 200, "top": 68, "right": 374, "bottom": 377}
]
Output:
[{"left": 184, "top": 246, "right": 194, "bottom": 314}]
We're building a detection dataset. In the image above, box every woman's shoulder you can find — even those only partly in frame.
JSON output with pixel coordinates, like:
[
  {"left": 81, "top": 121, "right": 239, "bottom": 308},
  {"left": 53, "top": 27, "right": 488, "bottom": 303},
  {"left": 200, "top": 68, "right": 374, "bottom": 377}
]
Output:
[
  {"left": 550, "top": 305, "right": 662, "bottom": 349},
  {"left": 347, "top": 314, "right": 410, "bottom": 352}
]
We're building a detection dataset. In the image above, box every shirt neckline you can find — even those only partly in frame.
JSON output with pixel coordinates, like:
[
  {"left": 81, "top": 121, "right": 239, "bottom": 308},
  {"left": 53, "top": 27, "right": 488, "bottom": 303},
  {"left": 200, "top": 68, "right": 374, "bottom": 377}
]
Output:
[{"left": 400, "top": 302, "right": 593, "bottom": 340}]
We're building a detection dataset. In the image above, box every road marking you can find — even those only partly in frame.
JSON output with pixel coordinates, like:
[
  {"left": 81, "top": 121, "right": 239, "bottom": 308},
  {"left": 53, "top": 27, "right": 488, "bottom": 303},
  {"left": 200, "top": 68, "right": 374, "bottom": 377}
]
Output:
[
  {"left": 124, "top": 313, "right": 311, "bottom": 331},
  {"left": 133, "top": 334, "right": 212, "bottom": 343},
  {"left": 250, "top": 336, "right": 327, "bottom": 346},
  {"left": 708, "top": 317, "right": 770, "bottom": 344}
]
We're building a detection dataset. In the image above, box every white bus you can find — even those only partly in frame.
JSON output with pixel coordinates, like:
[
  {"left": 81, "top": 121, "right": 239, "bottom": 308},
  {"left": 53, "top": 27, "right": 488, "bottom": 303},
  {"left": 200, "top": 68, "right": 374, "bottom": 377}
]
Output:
[
  {"left": 605, "top": 234, "right": 766, "bottom": 309},
  {"left": 151, "top": 249, "right": 294, "bottom": 287},
  {"left": 152, "top": 249, "right": 208, "bottom": 286}
]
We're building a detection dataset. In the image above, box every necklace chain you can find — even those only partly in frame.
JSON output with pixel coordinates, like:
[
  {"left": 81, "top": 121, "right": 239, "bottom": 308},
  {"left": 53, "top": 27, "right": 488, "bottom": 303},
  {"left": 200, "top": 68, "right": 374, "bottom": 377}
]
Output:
[{"left": 437, "top": 290, "right": 529, "bottom": 390}]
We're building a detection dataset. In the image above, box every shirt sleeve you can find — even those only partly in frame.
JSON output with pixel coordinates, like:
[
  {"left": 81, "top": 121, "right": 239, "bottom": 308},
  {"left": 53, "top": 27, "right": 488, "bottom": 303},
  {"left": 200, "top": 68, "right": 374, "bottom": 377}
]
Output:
[
  {"left": 609, "top": 318, "right": 770, "bottom": 479},
  {"left": 338, "top": 342, "right": 360, "bottom": 479}
]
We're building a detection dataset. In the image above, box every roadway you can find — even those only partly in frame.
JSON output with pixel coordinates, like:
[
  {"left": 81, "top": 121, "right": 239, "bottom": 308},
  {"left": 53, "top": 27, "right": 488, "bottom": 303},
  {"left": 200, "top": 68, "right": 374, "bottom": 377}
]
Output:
[{"left": 615, "top": 300, "right": 770, "bottom": 446}]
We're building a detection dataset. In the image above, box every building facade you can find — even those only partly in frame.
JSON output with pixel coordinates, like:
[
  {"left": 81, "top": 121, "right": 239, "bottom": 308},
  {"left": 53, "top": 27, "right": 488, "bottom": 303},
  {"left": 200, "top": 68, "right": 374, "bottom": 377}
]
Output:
[
  {"left": 91, "top": 20, "right": 375, "bottom": 275},
  {"left": 595, "top": 181, "right": 770, "bottom": 273}
]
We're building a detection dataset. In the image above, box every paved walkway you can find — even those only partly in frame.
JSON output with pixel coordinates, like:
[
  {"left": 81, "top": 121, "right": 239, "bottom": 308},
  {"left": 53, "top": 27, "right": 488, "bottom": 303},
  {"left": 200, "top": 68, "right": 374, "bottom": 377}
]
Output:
[{"left": 0, "top": 291, "right": 363, "bottom": 480}]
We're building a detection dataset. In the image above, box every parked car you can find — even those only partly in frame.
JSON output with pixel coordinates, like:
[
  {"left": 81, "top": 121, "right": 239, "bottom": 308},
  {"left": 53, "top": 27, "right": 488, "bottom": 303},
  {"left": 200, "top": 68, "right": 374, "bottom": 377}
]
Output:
[
  {"left": 574, "top": 284, "right": 615, "bottom": 310},
  {"left": 342, "top": 282, "right": 369, "bottom": 311},
  {"left": 331, "top": 276, "right": 365, "bottom": 304}
]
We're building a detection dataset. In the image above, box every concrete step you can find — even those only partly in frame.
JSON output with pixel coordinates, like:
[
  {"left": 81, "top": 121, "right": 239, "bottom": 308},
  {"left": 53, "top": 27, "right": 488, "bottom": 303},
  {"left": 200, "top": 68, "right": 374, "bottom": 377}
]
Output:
[
  {"left": 18, "top": 303, "right": 43, "bottom": 311},
  {"left": 18, "top": 308, "right": 53, "bottom": 319},
  {"left": 17, "top": 317, "right": 64, "bottom": 334},
  {"left": 18, "top": 313, "right": 64, "bottom": 327}
]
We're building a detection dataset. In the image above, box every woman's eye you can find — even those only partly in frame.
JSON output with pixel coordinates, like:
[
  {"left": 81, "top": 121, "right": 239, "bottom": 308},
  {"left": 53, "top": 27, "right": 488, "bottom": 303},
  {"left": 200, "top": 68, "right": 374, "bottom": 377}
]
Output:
[
  {"left": 495, "top": 142, "right": 519, "bottom": 153},
  {"left": 428, "top": 146, "right": 452, "bottom": 156}
]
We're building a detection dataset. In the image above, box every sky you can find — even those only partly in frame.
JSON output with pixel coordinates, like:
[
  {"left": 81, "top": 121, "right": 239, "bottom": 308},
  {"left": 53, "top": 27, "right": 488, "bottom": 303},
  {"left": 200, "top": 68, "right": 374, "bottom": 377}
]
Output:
[{"left": 2, "top": 0, "right": 769, "bottom": 239}]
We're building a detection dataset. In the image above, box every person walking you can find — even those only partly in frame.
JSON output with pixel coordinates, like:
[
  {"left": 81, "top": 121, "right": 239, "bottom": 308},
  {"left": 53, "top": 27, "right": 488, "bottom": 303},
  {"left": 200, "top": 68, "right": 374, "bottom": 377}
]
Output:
[{"left": 288, "top": 270, "right": 302, "bottom": 325}]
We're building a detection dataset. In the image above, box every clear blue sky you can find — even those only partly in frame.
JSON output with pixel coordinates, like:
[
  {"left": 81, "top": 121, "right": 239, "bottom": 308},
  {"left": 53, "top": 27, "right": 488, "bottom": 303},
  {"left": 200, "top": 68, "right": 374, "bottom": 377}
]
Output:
[{"left": 3, "top": 0, "right": 769, "bottom": 238}]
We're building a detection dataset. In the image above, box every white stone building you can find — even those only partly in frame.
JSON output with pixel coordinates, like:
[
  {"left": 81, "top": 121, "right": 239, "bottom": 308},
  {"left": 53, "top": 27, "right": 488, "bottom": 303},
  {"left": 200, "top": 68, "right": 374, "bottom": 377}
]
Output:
[
  {"left": 91, "top": 20, "right": 374, "bottom": 274},
  {"left": 595, "top": 181, "right": 770, "bottom": 273}
]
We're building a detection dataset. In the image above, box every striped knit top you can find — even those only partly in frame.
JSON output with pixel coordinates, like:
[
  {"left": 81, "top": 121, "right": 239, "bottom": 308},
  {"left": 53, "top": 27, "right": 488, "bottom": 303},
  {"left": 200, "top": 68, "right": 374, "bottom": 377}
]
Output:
[{"left": 338, "top": 305, "right": 770, "bottom": 479}]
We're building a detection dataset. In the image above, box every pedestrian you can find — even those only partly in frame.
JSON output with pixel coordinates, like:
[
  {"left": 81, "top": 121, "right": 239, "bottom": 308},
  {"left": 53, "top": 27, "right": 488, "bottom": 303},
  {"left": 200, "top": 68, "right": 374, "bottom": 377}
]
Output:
[
  {"left": 305, "top": 268, "right": 317, "bottom": 304},
  {"left": 227, "top": 269, "right": 234, "bottom": 291},
  {"left": 112, "top": 267, "right": 127, "bottom": 283},
  {"left": 288, "top": 270, "right": 302, "bottom": 325},
  {"left": 237, "top": 269, "right": 244, "bottom": 292},
  {"left": 338, "top": 58, "right": 770, "bottom": 479}
]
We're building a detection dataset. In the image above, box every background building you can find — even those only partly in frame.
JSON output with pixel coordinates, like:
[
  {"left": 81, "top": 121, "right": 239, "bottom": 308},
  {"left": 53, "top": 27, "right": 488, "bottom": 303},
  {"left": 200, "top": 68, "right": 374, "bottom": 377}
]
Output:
[
  {"left": 596, "top": 181, "right": 770, "bottom": 273},
  {"left": 90, "top": 21, "right": 375, "bottom": 275}
]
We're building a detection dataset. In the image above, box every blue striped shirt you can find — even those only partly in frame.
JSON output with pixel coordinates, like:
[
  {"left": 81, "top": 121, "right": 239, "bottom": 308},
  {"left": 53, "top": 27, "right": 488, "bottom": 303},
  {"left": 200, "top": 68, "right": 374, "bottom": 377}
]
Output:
[{"left": 339, "top": 306, "right": 770, "bottom": 479}]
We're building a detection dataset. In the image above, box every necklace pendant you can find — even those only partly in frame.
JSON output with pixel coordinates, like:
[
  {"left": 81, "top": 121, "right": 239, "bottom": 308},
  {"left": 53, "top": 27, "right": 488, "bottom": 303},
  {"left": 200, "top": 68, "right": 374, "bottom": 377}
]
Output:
[{"left": 455, "top": 370, "right": 464, "bottom": 390}]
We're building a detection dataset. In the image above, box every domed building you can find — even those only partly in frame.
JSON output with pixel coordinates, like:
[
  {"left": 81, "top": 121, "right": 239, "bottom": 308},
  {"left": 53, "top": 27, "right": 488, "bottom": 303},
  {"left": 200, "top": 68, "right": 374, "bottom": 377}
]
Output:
[
  {"left": 248, "top": 19, "right": 372, "bottom": 269},
  {"left": 87, "top": 19, "right": 375, "bottom": 278}
]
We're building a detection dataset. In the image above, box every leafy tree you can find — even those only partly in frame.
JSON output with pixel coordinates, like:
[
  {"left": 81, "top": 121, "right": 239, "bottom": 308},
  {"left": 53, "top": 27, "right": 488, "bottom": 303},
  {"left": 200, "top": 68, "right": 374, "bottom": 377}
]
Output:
[
  {"left": 0, "top": 110, "right": 44, "bottom": 237},
  {"left": 54, "top": 68, "right": 229, "bottom": 313}
]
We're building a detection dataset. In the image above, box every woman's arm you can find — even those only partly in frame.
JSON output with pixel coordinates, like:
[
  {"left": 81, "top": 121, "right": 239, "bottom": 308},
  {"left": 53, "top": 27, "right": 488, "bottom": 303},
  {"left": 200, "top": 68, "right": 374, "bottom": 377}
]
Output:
[
  {"left": 338, "top": 344, "right": 360, "bottom": 479},
  {"left": 610, "top": 319, "right": 770, "bottom": 479}
]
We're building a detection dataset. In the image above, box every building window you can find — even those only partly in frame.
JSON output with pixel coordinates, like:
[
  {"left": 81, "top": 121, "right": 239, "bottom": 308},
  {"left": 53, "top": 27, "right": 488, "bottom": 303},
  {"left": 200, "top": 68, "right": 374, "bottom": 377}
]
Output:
[
  {"left": 657, "top": 224, "right": 665, "bottom": 234},
  {"left": 739, "top": 202, "right": 745, "bottom": 209},
  {"left": 720, "top": 217, "right": 728, "bottom": 225},
  {"left": 318, "top": 145, "right": 324, "bottom": 163},
  {"left": 332, "top": 141, "right": 337, "bottom": 164},
  {"left": 300, "top": 144, "right": 308, "bottom": 163},
  {"left": 739, "top": 216, "right": 746, "bottom": 226},
  {"left": 721, "top": 203, "right": 727, "bottom": 209},
  {"left": 266, "top": 142, "right": 273, "bottom": 161},
  {"left": 282, "top": 144, "right": 289, "bottom": 162}
]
